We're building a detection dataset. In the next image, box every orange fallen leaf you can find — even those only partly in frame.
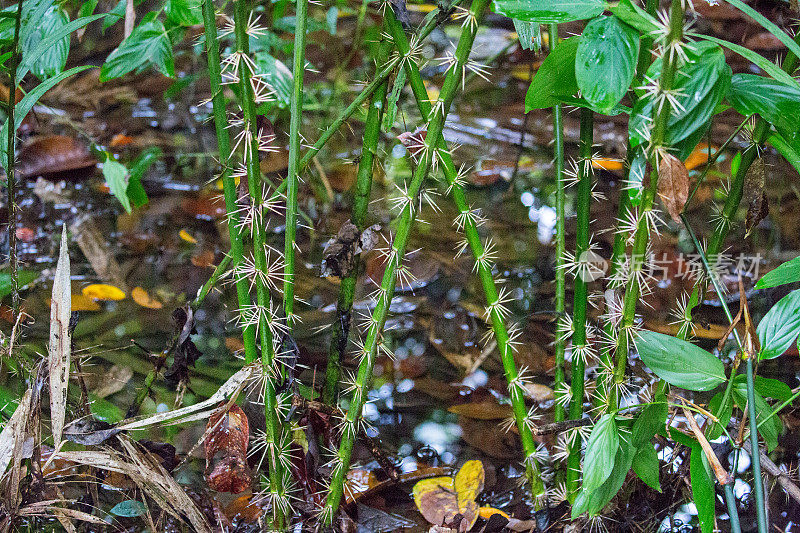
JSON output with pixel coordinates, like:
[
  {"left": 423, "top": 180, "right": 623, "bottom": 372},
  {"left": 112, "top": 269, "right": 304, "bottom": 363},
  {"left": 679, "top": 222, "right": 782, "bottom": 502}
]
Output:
[
  {"left": 478, "top": 506, "right": 509, "bottom": 520},
  {"left": 592, "top": 157, "right": 625, "bottom": 172},
  {"left": 413, "top": 460, "right": 486, "bottom": 531},
  {"left": 110, "top": 134, "right": 134, "bottom": 147},
  {"left": 179, "top": 229, "right": 198, "bottom": 244},
  {"left": 82, "top": 284, "right": 126, "bottom": 301},
  {"left": 131, "top": 286, "right": 163, "bottom": 309},
  {"left": 683, "top": 142, "right": 719, "bottom": 171}
]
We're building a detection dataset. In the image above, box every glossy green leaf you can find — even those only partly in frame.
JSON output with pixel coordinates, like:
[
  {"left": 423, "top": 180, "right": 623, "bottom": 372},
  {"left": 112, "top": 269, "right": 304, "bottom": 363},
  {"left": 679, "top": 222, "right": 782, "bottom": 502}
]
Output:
[
  {"left": 23, "top": 3, "right": 69, "bottom": 79},
  {"left": 79, "top": 0, "right": 98, "bottom": 17},
  {"left": 631, "top": 399, "right": 668, "bottom": 448},
  {"left": 572, "top": 433, "right": 635, "bottom": 517},
  {"left": 632, "top": 443, "right": 660, "bottom": 491},
  {"left": 101, "top": 152, "right": 131, "bottom": 213},
  {"left": 126, "top": 147, "right": 160, "bottom": 208},
  {"left": 630, "top": 41, "right": 729, "bottom": 149},
  {"left": 636, "top": 330, "right": 726, "bottom": 391},
  {"left": 575, "top": 16, "right": 639, "bottom": 114},
  {"left": 165, "top": 0, "right": 201, "bottom": 26},
  {"left": 0, "top": 270, "right": 39, "bottom": 299},
  {"left": 732, "top": 384, "right": 780, "bottom": 452},
  {"left": 100, "top": 13, "right": 175, "bottom": 81},
  {"left": 728, "top": 74, "right": 800, "bottom": 149},
  {"left": 609, "top": 0, "right": 658, "bottom": 34},
  {"left": 689, "top": 446, "right": 715, "bottom": 533},
  {"left": 582, "top": 414, "right": 619, "bottom": 493},
  {"left": 757, "top": 289, "right": 800, "bottom": 360},
  {"left": 102, "top": 0, "right": 126, "bottom": 30},
  {"left": 492, "top": 0, "right": 606, "bottom": 23},
  {"left": 753, "top": 375, "right": 794, "bottom": 402},
  {"left": 1, "top": 65, "right": 95, "bottom": 171},
  {"left": 700, "top": 35, "right": 797, "bottom": 88},
  {"left": 756, "top": 256, "right": 800, "bottom": 289},
  {"left": 525, "top": 36, "right": 579, "bottom": 111}
]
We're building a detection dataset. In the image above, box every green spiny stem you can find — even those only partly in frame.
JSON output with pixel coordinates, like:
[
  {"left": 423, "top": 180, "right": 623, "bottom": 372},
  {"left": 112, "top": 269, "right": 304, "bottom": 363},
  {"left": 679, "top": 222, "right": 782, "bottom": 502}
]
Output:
[
  {"left": 611, "top": 0, "right": 684, "bottom": 409},
  {"left": 565, "top": 108, "right": 593, "bottom": 501},
  {"left": 323, "top": 40, "right": 390, "bottom": 405},
  {"left": 127, "top": 254, "right": 232, "bottom": 418},
  {"left": 294, "top": 9, "right": 446, "bottom": 173},
  {"left": 384, "top": 7, "right": 545, "bottom": 497},
  {"left": 201, "top": 0, "right": 259, "bottom": 365},
  {"left": 283, "top": 0, "right": 308, "bottom": 325},
  {"left": 5, "top": 0, "right": 23, "bottom": 322},
  {"left": 233, "top": 0, "right": 285, "bottom": 524},
  {"left": 322, "top": 0, "right": 490, "bottom": 520},
  {"left": 682, "top": 214, "right": 756, "bottom": 533},
  {"left": 595, "top": 0, "right": 657, "bottom": 407},
  {"left": 551, "top": 23, "right": 567, "bottom": 425}
]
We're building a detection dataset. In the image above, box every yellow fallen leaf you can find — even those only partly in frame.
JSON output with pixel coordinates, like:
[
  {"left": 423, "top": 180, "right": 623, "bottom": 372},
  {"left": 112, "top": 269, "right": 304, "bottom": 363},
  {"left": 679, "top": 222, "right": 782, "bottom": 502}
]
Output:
[
  {"left": 82, "top": 284, "right": 126, "bottom": 301},
  {"left": 412, "top": 460, "right": 486, "bottom": 531},
  {"left": 592, "top": 157, "right": 625, "bottom": 172},
  {"left": 407, "top": 3, "right": 437, "bottom": 12},
  {"left": 424, "top": 81, "right": 439, "bottom": 106},
  {"left": 131, "top": 286, "right": 163, "bottom": 309},
  {"left": 179, "top": 229, "right": 198, "bottom": 244},
  {"left": 478, "top": 506, "right": 510, "bottom": 520},
  {"left": 71, "top": 294, "right": 101, "bottom": 311}
]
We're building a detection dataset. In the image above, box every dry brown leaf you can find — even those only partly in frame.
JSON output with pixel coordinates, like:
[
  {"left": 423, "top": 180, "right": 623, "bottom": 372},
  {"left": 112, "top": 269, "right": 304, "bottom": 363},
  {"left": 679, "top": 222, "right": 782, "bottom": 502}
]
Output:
[
  {"left": 744, "top": 156, "right": 768, "bottom": 236},
  {"left": 0, "top": 389, "right": 33, "bottom": 475},
  {"left": 49, "top": 226, "right": 71, "bottom": 448},
  {"left": 657, "top": 152, "right": 690, "bottom": 223},
  {"left": 71, "top": 214, "right": 128, "bottom": 290},
  {"left": 91, "top": 365, "right": 134, "bottom": 398},
  {"left": 412, "top": 460, "right": 485, "bottom": 532},
  {"left": 16, "top": 135, "right": 95, "bottom": 179},
  {"left": 205, "top": 404, "right": 251, "bottom": 493}
]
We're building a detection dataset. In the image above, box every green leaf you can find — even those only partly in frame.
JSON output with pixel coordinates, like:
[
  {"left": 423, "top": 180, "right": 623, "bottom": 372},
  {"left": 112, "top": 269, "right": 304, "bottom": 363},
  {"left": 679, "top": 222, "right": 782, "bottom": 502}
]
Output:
[
  {"left": 492, "top": 0, "right": 606, "bottom": 23},
  {"left": 575, "top": 16, "right": 639, "bottom": 114},
  {"left": 512, "top": 19, "right": 541, "bottom": 51},
  {"left": 699, "top": 35, "right": 798, "bottom": 89},
  {"left": 689, "top": 445, "right": 715, "bottom": 533},
  {"left": 126, "top": 147, "right": 160, "bottom": 208},
  {"left": 582, "top": 414, "right": 619, "bottom": 493},
  {"left": 757, "top": 289, "right": 800, "bottom": 360},
  {"left": 756, "top": 256, "right": 800, "bottom": 289},
  {"left": 253, "top": 51, "right": 293, "bottom": 108},
  {"left": 109, "top": 500, "right": 147, "bottom": 517},
  {"left": 632, "top": 443, "right": 660, "bottom": 491},
  {"left": 101, "top": 152, "right": 131, "bottom": 213},
  {"left": 630, "top": 41, "right": 729, "bottom": 148},
  {"left": 22, "top": 2, "right": 70, "bottom": 79},
  {"left": 707, "top": 390, "right": 732, "bottom": 441},
  {"left": 102, "top": 0, "right": 126, "bottom": 30},
  {"left": 728, "top": 74, "right": 800, "bottom": 150},
  {"left": 609, "top": 0, "right": 659, "bottom": 35},
  {"left": 165, "top": 0, "right": 202, "bottom": 27},
  {"left": 79, "top": 0, "right": 98, "bottom": 17},
  {"left": 572, "top": 433, "right": 635, "bottom": 517},
  {"left": 632, "top": 399, "right": 668, "bottom": 448},
  {"left": 16, "top": 14, "right": 105, "bottom": 83},
  {"left": 0, "top": 270, "right": 39, "bottom": 299},
  {"left": 765, "top": 131, "right": 800, "bottom": 176},
  {"left": 525, "top": 36, "right": 579, "bottom": 111},
  {"left": 100, "top": 13, "right": 175, "bottom": 81},
  {"left": 732, "top": 385, "right": 780, "bottom": 452},
  {"left": 636, "top": 330, "right": 726, "bottom": 391},
  {"left": 1, "top": 65, "right": 95, "bottom": 171},
  {"left": 753, "top": 376, "right": 794, "bottom": 402}
]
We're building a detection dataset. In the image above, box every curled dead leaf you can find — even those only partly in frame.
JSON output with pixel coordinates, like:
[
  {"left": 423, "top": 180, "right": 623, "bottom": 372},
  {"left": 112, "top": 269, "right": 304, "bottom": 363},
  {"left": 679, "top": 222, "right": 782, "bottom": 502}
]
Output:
[
  {"left": 412, "top": 460, "right": 485, "bottom": 532},
  {"left": 17, "top": 135, "right": 95, "bottom": 179},
  {"left": 205, "top": 404, "right": 251, "bottom": 494},
  {"left": 657, "top": 152, "right": 690, "bottom": 223}
]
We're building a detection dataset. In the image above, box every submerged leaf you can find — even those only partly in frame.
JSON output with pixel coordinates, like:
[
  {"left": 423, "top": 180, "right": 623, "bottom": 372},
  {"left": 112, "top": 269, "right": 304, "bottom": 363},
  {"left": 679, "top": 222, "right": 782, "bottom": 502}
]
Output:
[
  {"left": 82, "top": 283, "right": 126, "bottom": 301},
  {"left": 131, "top": 286, "right": 163, "bottom": 309},
  {"left": 657, "top": 152, "right": 689, "bottom": 223}
]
